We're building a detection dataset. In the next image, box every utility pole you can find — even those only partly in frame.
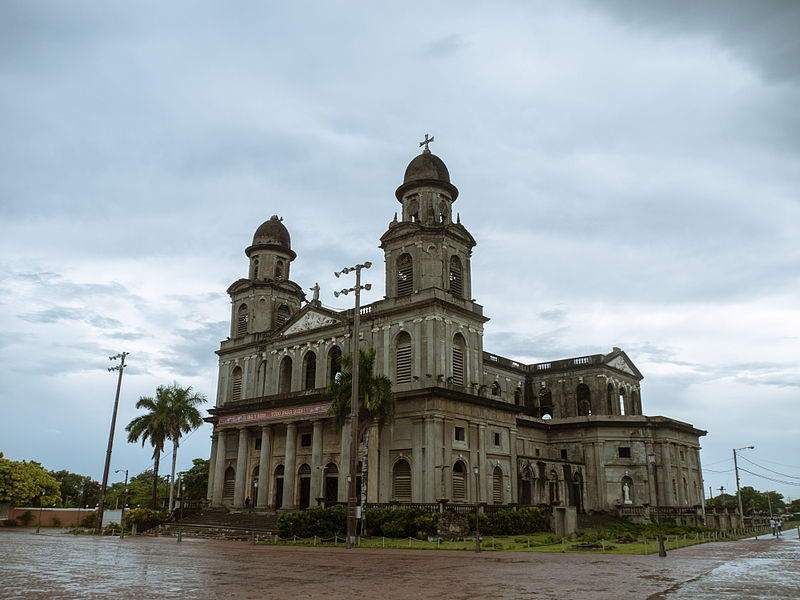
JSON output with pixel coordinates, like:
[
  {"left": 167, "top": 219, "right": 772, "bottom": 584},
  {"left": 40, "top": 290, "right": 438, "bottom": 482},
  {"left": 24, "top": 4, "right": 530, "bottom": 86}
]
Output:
[
  {"left": 96, "top": 352, "right": 129, "bottom": 534},
  {"left": 733, "top": 445, "right": 754, "bottom": 528},
  {"left": 334, "top": 261, "right": 372, "bottom": 549}
]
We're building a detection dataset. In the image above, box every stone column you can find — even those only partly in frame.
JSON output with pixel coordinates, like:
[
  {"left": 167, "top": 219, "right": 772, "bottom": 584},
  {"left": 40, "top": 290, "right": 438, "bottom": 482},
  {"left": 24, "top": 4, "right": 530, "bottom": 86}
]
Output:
[
  {"left": 509, "top": 427, "right": 518, "bottom": 504},
  {"left": 442, "top": 417, "right": 452, "bottom": 500},
  {"left": 282, "top": 422, "right": 298, "bottom": 509},
  {"left": 660, "top": 444, "right": 674, "bottom": 506},
  {"left": 233, "top": 428, "right": 250, "bottom": 507},
  {"left": 212, "top": 429, "right": 227, "bottom": 506},
  {"left": 207, "top": 432, "right": 218, "bottom": 501},
  {"left": 424, "top": 417, "right": 436, "bottom": 502},
  {"left": 478, "top": 424, "right": 488, "bottom": 503},
  {"left": 378, "top": 423, "right": 392, "bottom": 502},
  {"left": 411, "top": 418, "right": 424, "bottom": 502},
  {"left": 311, "top": 420, "right": 324, "bottom": 506},
  {"left": 367, "top": 422, "right": 380, "bottom": 503},
  {"left": 425, "top": 317, "right": 435, "bottom": 378},
  {"left": 469, "top": 424, "right": 479, "bottom": 503},
  {"left": 339, "top": 420, "right": 351, "bottom": 502},
  {"left": 256, "top": 425, "right": 272, "bottom": 508}
]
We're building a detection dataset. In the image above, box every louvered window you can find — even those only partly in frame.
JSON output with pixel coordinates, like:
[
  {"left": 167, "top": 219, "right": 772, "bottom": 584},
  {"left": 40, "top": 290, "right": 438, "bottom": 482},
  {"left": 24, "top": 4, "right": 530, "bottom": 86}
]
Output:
[
  {"left": 396, "top": 333, "right": 412, "bottom": 383},
  {"left": 452, "top": 461, "right": 466, "bottom": 502},
  {"left": 276, "top": 305, "right": 290, "bottom": 328},
  {"left": 231, "top": 368, "right": 242, "bottom": 402},
  {"left": 393, "top": 460, "right": 411, "bottom": 501},
  {"left": 252, "top": 259, "right": 259, "bottom": 280},
  {"left": 237, "top": 304, "right": 249, "bottom": 336},
  {"left": 449, "top": 256, "right": 463, "bottom": 298},
  {"left": 397, "top": 254, "right": 413, "bottom": 297},
  {"left": 452, "top": 346, "right": 464, "bottom": 385},
  {"left": 493, "top": 467, "right": 503, "bottom": 504},
  {"left": 279, "top": 357, "right": 292, "bottom": 394}
]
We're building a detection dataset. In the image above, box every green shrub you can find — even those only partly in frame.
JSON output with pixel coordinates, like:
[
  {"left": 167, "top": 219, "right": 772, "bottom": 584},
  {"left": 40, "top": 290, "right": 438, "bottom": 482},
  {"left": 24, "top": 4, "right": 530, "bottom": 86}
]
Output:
[
  {"left": 276, "top": 505, "right": 346, "bottom": 538},
  {"left": 125, "top": 508, "right": 165, "bottom": 532},
  {"left": 80, "top": 512, "right": 96, "bottom": 528},
  {"left": 51, "top": 516, "right": 62, "bottom": 527},
  {"left": 4, "top": 518, "right": 18, "bottom": 527},
  {"left": 471, "top": 507, "right": 548, "bottom": 536},
  {"left": 104, "top": 522, "right": 122, "bottom": 535},
  {"left": 18, "top": 511, "right": 34, "bottom": 526}
]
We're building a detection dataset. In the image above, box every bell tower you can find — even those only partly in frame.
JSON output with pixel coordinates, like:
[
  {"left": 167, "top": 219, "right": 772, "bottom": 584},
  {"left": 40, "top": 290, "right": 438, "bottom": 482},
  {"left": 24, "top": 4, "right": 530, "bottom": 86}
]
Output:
[
  {"left": 227, "top": 215, "right": 305, "bottom": 337},
  {"left": 380, "top": 137, "right": 476, "bottom": 300}
]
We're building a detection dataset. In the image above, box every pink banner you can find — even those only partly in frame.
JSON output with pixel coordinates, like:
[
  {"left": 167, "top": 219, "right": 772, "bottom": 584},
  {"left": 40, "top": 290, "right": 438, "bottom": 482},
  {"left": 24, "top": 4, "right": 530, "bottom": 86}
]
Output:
[{"left": 219, "top": 403, "right": 331, "bottom": 424}]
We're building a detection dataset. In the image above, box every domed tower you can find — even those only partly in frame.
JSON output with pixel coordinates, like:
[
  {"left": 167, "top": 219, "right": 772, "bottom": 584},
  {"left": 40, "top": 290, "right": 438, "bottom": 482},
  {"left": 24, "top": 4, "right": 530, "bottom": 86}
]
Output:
[
  {"left": 227, "top": 215, "right": 305, "bottom": 338},
  {"left": 380, "top": 141, "right": 476, "bottom": 300}
]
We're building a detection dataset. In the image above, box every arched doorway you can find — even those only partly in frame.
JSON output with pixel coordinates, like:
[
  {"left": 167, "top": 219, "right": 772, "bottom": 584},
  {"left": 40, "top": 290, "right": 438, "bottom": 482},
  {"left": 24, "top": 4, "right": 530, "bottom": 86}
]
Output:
[
  {"left": 324, "top": 463, "right": 339, "bottom": 505},
  {"left": 452, "top": 460, "right": 467, "bottom": 502},
  {"left": 492, "top": 466, "right": 503, "bottom": 504},
  {"left": 251, "top": 466, "right": 260, "bottom": 505},
  {"left": 519, "top": 465, "right": 533, "bottom": 505},
  {"left": 273, "top": 465, "right": 284, "bottom": 510},
  {"left": 298, "top": 464, "right": 311, "bottom": 509},
  {"left": 392, "top": 459, "right": 411, "bottom": 501}
]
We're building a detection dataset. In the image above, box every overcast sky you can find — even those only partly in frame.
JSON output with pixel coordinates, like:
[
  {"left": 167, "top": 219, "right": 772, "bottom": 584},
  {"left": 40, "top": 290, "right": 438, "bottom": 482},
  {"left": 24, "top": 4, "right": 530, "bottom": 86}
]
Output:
[{"left": 1, "top": 1, "right": 798, "bottom": 502}]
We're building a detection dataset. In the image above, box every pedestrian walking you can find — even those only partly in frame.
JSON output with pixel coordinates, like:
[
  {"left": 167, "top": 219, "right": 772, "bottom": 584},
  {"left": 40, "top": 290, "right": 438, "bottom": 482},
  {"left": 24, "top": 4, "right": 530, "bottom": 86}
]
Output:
[
  {"left": 769, "top": 518, "right": 776, "bottom": 536},
  {"left": 777, "top": 519, "right": 782, "bottom": 536}
]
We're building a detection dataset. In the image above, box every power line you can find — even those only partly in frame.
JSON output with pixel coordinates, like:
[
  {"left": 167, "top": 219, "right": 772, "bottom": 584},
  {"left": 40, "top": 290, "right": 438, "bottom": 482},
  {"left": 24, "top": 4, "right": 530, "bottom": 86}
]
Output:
[
  {"left": 750, "top": 455, "right": 800, "bottom": 471},
  {"left": 704, "top": 468, "right": 734, "bottom": 474},
  {"left": 739, "top": 455, "right": 800, "bottom": 480},
  {"left": 738, "top": 467, "right": 800, "bottom": 487}
]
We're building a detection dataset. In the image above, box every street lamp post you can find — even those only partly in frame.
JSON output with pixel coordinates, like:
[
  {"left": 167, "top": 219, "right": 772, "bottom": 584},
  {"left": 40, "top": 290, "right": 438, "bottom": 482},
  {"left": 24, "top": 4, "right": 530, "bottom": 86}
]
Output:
[
  {"left": 115, "top": 469, "right": 128, "bottom": 540},
  {"left": 648, "top": 452, "right": 666, "bottom": 557},
  {"left": 733, "top": 445, "right": 754, "bottom": 528},
  {"left": 251, "top": 480, "right": 258, "bottom": 545},
  {"left": 473, "top": 465, "right": 481, "bottom": 553},
  {"left": 96, "top": 351, "right": 129, "bottom": 534},
  {"left": 334, "top": 261, "right": 372, "bottom": 549},
  {"left": 36, "top": 490, "right": 44, "bottom": 534}
]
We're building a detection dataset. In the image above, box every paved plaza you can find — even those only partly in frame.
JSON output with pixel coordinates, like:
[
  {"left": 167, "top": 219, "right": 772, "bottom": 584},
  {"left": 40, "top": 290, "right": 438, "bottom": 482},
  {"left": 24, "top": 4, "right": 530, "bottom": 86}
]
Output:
[{"left": 1, "top": 529, "right": 798, "bottom": 599}]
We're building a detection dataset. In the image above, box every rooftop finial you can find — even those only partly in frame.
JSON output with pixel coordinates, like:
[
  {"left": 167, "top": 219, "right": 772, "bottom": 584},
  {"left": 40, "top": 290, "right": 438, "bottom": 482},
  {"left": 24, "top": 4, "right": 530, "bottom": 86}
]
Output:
[{"left": 419, "top": 133, "right": 434, "bottom": 153}]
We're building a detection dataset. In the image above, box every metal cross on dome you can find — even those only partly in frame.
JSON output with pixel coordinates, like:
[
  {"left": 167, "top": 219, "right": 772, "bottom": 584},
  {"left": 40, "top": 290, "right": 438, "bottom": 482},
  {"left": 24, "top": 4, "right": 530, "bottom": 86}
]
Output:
[{"left": 419, "top": 133, "right": 434, "bottom": 152}]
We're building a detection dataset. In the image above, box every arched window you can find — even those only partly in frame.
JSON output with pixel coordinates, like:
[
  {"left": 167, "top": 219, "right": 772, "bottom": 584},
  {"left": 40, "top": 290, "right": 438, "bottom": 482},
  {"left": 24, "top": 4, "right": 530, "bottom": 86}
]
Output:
[
  {"left": 223, "top": 467, "right": 235, "bottom": 500},
  {"left": 491, "top": 381, "right": 501, "bottom": 396},
  {"left": 407, "top": 198, "right": 419, "bottom": 222},
  {"left": 572, "top": 471, "right": 584, "bottom": 512},
  {"left": 392, "top": 459, "right": 412, "bottom": 501},
  {"left": 303, "top": 351, "right": 316, "bottom": 390},
  {"left": 492, "top": 466, "right": 503, "bottom": 504},
  {"left": 439, "top": 201, "right": 449, "bottom": 224},
  {"left": 452, "top": 333, "right": 466, "bottom": 386},
  {"left": 275, "top": 304, "right": 291, "bottom": 328},
  {"left": 328, "top": 346, "right": 342, "bottom": 384},
  {"left": 396, "top": 254, "right": 413, "bottom": 297},
  {"left": 449, "top": 256, "right": 463, "bottom": 298},
  {"left": 275, "top": 259, "right": 284, "bottom": 280},
  {"left": 514, "top": 387, "right": 521, "bottom": 405},
  {"left": 607, "top": 384, "right": 615, "bottom": 414},
  {"left": 538, "top": 388, "right": 553, "bottom": 419},
  {"left": 395, "top": 332, "right": 412, "bottom": 384},
  {"left": 452, "top": 460, "right": 467, "bottom": 502},
  {"left": 252, "top": 258, "right": 259, "bottom": 280},
  {"left": 548, "top": 469, "right": 559, "bottom": 504},
  {"left": 683, "top": 478, "right": 688, "bottom": 504},
  {"left": 273, "top": 465, "right": 284, "bottom": 510},
  {"left": 619, "top": 389, "right": 626, "bottom": 415},
  {"left": 577, "top": 383, "right": 591, "bottom": 416},
  {"left": 237, "top": 304, "right": 249, "bottom": 337},
  {"left": 324, "top": 463, "right": 339, "bottom": 505},
  {"left": 279, "top": 356, "right": 292, "bottom": 394},
  {"left": 519, "top": 466, "right": 533, "bottom": 505},
  {"left": 230, "top": 366, "right": 243, "bottom": 402}
]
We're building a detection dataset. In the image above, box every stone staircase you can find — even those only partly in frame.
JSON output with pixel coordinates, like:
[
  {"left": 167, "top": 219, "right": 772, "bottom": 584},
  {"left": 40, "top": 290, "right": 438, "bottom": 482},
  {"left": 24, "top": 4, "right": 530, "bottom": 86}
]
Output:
[{"left": 153, "top": 507, "right": 280, "bottom": 541}]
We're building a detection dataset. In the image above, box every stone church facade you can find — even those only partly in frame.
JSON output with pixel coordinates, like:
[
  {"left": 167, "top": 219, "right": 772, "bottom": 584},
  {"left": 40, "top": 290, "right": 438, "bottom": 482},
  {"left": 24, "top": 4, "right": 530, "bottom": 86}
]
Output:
[{"left": 205, "top": 145, "right": 707, "bottom": 525}]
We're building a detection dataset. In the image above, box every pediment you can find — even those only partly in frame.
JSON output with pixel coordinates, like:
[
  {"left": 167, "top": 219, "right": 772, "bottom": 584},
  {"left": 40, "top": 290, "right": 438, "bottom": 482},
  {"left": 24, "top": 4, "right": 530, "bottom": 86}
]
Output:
[
  {"left": 603, "top": 349, "right": 643, "bottom": 379},
  {"left": 283, "top": 309, "right": 341, "bottom": 335}
]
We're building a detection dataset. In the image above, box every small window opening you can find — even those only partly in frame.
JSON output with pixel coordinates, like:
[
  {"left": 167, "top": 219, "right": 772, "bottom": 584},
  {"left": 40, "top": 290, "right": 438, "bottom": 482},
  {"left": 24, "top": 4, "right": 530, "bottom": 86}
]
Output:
[
  {"left": 560, "top": 449, "right": 568, "bottom": 460},
  {"left": 618, "top": 447, "right": 631, "bottom": 458},
  {"left": 454, "top": 426, "right": 465, "bottom": 442},
  {"left": 493, "top": 432, "right": 501, "bottom": 446},
  {"left": 301, "top": 433, "right": 312, "bottom": 447}
]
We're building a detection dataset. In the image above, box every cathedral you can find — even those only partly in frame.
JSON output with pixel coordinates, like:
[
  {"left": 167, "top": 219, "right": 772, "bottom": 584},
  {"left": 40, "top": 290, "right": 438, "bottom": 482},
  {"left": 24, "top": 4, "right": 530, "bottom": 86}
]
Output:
[{"left": 205, "top": 142, "right": 707, "bottom": 528}]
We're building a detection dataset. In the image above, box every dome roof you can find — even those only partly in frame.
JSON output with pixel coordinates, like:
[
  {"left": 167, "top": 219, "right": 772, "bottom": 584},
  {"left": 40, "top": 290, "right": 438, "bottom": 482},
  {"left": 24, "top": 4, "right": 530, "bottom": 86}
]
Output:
[
  {"left": 247, "top": 215, "right": 296, "bottom": 259},
  {"left": 396, "top": 150, "right": 459, "bottom": 201}
]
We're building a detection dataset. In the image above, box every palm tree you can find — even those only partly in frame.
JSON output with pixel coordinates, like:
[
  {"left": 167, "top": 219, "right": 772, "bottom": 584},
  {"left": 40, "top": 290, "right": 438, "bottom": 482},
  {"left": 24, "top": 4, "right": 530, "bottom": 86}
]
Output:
[
  {"left": 126, "top": 383, "right": 206, "bottom": 511},
  {"left": 126, "top": 391, "right": 170, "bottom": 510},
  {"left": 328, "top": 347, "right": 395, "bottom": 521},
  {"left": 161, "top": 383, "right": 206, "bottom": 512}
]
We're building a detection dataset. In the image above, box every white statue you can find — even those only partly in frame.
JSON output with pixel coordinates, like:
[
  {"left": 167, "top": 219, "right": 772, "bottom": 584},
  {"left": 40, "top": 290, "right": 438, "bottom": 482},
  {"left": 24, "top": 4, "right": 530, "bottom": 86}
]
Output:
[{"left": 623, "top": 482, "right": 632, "bottom": 504}]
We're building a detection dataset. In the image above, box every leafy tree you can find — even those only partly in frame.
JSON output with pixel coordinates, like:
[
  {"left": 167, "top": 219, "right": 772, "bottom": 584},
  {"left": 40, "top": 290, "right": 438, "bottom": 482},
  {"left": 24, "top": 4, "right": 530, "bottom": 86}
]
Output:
[
  {"left": 0, "top": 454, "right": 60, "bottom": 506},
  {"left": 327, "top": 347, "right": 395, "bottom": 527},
  {"left": 51, "top": 470, "right": 99, "bottom": 508},
  {"left": 182, "top": 458, "right": 209, "bottom": 500},
  {"left": 126, "top": 383, "right": 205, "bottom": 510},
  {"left": 789, "top": 498, "right": 800, "bottom": 513}
]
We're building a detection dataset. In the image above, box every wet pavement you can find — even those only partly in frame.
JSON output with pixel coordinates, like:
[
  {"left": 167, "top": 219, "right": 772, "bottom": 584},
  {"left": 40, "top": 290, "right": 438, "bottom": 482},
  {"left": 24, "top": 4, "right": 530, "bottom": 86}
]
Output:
[{"left": 1, "top": 529, "right": 798, "bottom": 599}]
